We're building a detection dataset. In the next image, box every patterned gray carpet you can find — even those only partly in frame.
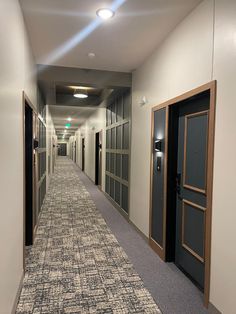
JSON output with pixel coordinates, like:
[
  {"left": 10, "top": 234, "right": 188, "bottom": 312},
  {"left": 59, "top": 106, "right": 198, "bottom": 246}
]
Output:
[{"left": 16, "top": 158, "right": 161, "bottom": 314}]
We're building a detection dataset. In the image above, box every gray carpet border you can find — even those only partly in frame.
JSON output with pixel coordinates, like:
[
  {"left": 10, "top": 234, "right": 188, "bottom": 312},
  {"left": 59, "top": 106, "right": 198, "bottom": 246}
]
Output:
[{"left": 74, "top": 163, "right": 211, "bottom": 314}]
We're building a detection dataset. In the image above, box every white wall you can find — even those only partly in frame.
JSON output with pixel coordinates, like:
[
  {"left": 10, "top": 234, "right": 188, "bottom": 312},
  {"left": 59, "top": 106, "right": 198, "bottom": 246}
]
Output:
[
  {"left": 130, "top": 0, "right": 236, "bottom": 312},
  {"left": 75, "top": 108, "right": 106, "bottom": 191},
  {"left": 0, "top": 0, "right": 37, "bottom": 313},
  {"left": 210, "top": 1, "right": 236, "bottom": 313},
  {"left": 130, "top": 0, "right": 214, "bottom": 236},
  {"left": 46, "top": 106, "right": 56, "bottom": 188}
]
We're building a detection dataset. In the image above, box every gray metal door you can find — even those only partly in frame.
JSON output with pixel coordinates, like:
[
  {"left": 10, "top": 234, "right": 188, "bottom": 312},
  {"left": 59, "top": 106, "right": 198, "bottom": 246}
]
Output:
[
  {"left": 82, "top": 138, "right": 85, "bottom": 171},
  {"left": 175, "top": 95, "right": 209, "bottom": 290},
  {"left": 58, "top": 143, "right": 67, "bottom": 156}
]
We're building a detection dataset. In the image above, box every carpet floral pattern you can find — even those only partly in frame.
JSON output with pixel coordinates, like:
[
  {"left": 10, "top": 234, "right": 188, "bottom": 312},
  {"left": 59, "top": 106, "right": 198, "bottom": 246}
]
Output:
[{"left": 16, "top": 158, "right": 161, "bottom": 314}]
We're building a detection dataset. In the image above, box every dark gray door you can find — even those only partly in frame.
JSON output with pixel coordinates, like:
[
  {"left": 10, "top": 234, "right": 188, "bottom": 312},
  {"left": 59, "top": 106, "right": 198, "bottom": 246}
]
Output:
[
  {"left": 95, "top": 131, "right": 102, "bottom": 186},
  {"left": 175, "top": 95, "right": 209, "bottom": 290},
  {"left": 82, "top": 138, "right": 85, "bottom": 171},
  {"left": 58, "top": 143, "right": 67, "bottom": 156},
  {"left": 25, "top": 103, "right": 34, "bottom": 246},
  {"left": 74, "top": 141, "right": 76, "bottom": 163}
]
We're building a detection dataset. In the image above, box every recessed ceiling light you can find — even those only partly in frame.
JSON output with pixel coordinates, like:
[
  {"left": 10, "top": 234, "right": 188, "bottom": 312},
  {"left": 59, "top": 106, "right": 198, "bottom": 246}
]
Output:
[
  {"left": 74, "top": 92, "right": 88, "bottom": 99},
  {"left": 96, "top": 8, "right": 115, "bottom": 20},
  {"left": 74, "top": 89, "right": 88, "bottom": 99},
  {"left": 67, "top": 117, "right": 72, "bottom": 121}
]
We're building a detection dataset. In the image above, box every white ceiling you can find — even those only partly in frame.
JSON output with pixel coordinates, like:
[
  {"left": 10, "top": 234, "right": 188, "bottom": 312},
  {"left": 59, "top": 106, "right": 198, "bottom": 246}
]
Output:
[{"left": 20, "top": 0, "right": 202, "bottom": 72}]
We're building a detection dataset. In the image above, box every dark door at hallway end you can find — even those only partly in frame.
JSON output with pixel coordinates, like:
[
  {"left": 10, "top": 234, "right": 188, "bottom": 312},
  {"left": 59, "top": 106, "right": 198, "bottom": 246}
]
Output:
[
  {"left": 58, "top": 143, "right": 67, "bottom": 156},
  {"left": 175, "top": 94, "right": 209, "bottom": 290}
]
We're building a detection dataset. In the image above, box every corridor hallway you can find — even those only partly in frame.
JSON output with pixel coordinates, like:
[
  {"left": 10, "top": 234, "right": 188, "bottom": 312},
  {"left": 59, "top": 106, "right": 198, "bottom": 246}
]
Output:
[{"left": 16, "top": 157, "right": 161, "bottom": 314}]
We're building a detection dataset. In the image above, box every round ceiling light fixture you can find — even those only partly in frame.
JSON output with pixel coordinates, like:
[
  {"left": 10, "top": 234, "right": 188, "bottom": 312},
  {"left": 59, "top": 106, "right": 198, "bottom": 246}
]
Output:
[
  {"left": 74, "top": 88, "right": 88, "bottom": 99},
  {"left": 67, "top": 117, "right": 72, "bottom": 121},
  {"left": 96, "top": 8, "right": 115, "bottom": 20}
]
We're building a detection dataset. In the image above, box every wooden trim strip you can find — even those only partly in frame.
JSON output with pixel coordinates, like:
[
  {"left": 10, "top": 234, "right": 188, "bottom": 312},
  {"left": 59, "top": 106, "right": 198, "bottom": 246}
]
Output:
[
  {"left": 182, "top": 243, "right": 204, "bottom": 263},
  {"left": 38, "top": 113, "right": 46, "bottom": 127},
  {"left": 181, "top": 199, "right": 206, "bottom": 263},
  {"left": 106, "top": 118, "right": 129, "bottom": 130},
  {"left": 162, "top": 106, "right": 169, "bottom": 257},
  {"left": 149, "top": 237, "right": 165, "bottom": 260},
  {"left": 105, "top": 171, "right": 129, "bottom": 187},
  {"left": 38, "top": 172, "right": 46, "bottom": 188},
  {"left": 106, "top": 149, "right": 129, "bottom": 154},
  {"left": 152, "top": 81, "right": 215, "bottom": 112},
  {"left": 183, "top": 110, "right": 209, "bottom": 195},
  {"left": 204, "top": 81, "right": 217, "bottom": 307},
  {"left": 37, "top": 148, "right": 47, "bottom": 154}
]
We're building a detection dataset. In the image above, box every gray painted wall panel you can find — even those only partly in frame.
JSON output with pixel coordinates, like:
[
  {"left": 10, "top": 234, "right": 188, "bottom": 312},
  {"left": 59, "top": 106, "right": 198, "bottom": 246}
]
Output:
[{"left": 151, "top": 108, "right": 166, "bottom": 247}]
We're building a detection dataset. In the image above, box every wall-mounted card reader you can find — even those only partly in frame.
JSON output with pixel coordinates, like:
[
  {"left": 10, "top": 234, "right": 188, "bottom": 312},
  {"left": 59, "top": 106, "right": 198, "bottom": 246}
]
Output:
[{"left": 157, "top": 156, "right": 162, "bottom": 171}]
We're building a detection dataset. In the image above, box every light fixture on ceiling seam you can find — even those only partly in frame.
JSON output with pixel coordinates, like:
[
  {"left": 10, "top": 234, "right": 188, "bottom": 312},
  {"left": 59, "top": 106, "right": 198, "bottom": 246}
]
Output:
[
  {"left": 96, "top": 8, "right": 115, "bottom": 20},
  {"left": 74, "top": 88, "right": 88, "bottom": 99}
]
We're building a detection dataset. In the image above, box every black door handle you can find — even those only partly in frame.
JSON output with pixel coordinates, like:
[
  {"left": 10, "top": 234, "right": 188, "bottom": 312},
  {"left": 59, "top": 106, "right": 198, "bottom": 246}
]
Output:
[{"left": 176, "top": 173, "right": 183, "bottom": 200}]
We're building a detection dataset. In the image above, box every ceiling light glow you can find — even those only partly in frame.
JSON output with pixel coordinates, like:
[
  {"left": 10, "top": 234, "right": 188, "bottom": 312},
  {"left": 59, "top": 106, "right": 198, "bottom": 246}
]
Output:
[
  {"left": 96, "top": 8, "right": 115, "bottom": 20},
  {"left": 67, "top": 117, "right": 72, "bottom": 121},
  {"left": 68, "top": 86, "right": 94, "bottom": 90},
  {"left": 74, "top": 93, "right": 88, "bottom": 99},
  {"left": 74, "top": 88, "right": 88, "bottom": 99}
]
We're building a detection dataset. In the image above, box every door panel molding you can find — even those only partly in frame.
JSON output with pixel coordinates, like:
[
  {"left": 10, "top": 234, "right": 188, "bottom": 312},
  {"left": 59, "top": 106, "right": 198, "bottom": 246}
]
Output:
[
  {"left": 181, "top": 199, "right": 206, "bottom": 263},
  {"left": 149, "top": 81, "right": 216, "bottom": 307},
  {"left": 183, "top": 111, "right": 209, "bottom": 195}
]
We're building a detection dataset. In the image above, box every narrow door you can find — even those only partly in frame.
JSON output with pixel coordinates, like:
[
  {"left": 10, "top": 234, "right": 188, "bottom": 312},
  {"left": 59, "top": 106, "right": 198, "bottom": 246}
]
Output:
[
  {"left": 24, "top": 103, "right": 34, "bottom": 246},
  {"left": 82, "top": 138, "right": 85, "bottom": 171},
  {"left": 95, "top": 131, "right": 102, "bottom": 186},
  {"left": 175, "top": 94, "right": 209, "bottom": 290},
  {"left": 58, "top": 143, "right": 67, "bottom": 156},
  {"left": 74, "top": 141, "right": 77, "bottom": 163}
]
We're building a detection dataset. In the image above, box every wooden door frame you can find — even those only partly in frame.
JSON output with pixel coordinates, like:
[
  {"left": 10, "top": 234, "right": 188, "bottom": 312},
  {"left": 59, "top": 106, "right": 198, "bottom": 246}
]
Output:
[
  {"left": 22, "top": 91, "right": 38, "bottom": 271},
  {"left": 149, "top": 81, "right": 216, "bottom": 307}
]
